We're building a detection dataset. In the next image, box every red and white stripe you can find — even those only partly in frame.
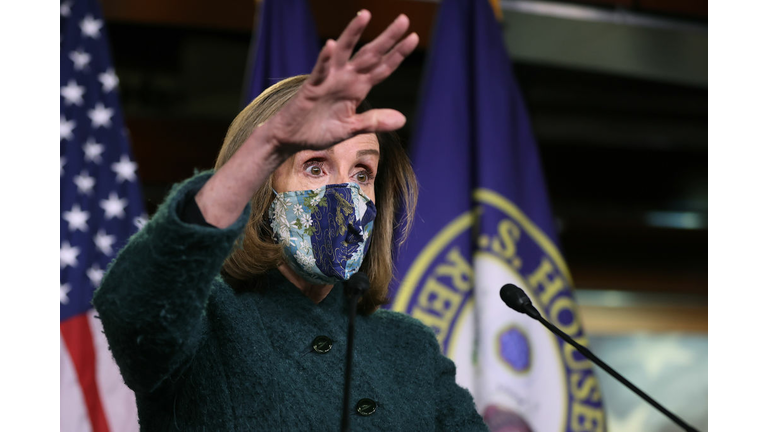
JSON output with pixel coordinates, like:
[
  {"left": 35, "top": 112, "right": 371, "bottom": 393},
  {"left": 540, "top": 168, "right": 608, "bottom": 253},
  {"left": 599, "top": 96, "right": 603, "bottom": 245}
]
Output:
[{"left": 61, "top": 309, "right": 138, "bottom": 432}]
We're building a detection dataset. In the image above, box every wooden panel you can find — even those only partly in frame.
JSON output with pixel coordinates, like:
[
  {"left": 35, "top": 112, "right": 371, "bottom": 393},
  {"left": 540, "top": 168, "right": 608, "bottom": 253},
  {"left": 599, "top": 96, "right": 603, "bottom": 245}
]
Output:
[
  {"left": 564, "top": 0, "right": 635, "bottom": 7},
  {"left": 307, "top": 0, "right": 437, "bottom": 49},
  {"left": 637, "top": 0, "right": 707, "bottom": 18},
  {"left": 100, "top": 0, "right": 256, "bottom": 31},
  {"left": 100, "top": 0, "right": 706, "bottom": 39},
  {"left": 571, "top": 266, "right": 707, "bottom": 294},
  {"left": 567, "top": 0, "right": 707, "bottom": 18},
  {"left": 102, "top": 0, "right": 438, "bottom": 48},
  {"left": 579, "top": 304, "right": 707, "bottom": 334},
  {"left": 126, "top": 117, "right": 230, "bottom": 184}
]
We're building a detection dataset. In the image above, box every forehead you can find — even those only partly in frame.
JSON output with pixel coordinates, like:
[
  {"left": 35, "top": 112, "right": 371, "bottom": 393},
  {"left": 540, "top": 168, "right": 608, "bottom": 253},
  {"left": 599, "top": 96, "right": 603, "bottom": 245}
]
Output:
[
  {"left": 303, "top": 133, "right": 379, "bottom": 159},
  {"left": 334, "top": 133, "right": 379, "bottom": 154}
]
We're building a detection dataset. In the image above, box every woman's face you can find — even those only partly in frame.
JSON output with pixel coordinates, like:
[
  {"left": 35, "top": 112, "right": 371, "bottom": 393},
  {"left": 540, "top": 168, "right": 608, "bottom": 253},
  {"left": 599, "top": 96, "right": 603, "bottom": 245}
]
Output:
[{"left": 273, "top": 133, "right": 380, "bottom": 203}]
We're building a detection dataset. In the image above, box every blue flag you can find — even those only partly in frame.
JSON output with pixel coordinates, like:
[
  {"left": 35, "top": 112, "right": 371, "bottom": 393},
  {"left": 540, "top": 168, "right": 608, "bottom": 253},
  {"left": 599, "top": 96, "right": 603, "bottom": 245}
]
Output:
[
  {"left": 388, "top": 0, "right": 606, "bottom": 430},
  {"left": 243, "top": 0, "right": 320, "bottom": 104},
  {"left": 60, "top": 0, "right": 142, "bottom": 429}
]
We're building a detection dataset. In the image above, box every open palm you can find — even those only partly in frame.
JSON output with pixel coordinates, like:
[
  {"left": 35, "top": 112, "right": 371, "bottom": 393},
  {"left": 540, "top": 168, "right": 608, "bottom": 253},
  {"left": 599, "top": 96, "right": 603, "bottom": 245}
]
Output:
[{"left": 268, "top": 11, "right": 419, "bottom": 153}]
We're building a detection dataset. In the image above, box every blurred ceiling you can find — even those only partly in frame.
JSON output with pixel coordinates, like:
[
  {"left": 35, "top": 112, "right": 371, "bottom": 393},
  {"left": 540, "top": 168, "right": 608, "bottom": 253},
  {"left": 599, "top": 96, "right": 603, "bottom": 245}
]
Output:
[{"left": 99, "top": 0, "right": 707, "bottom": 298}]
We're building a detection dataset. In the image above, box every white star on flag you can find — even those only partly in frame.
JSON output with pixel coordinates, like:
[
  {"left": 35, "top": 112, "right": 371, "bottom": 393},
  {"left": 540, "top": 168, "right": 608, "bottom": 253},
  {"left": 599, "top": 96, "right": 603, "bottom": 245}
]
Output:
[
  {"left": 94, "top": 229, "right": 117, "bottom": 255},
  {"left": 60, "top": 241, "right": 81, "bottom": 269},
  {"left": 63, "top": 204, "right": 90, "bottom": 232},
  {"left": 88, "top": 102, "right": 114, "bottom": 128},
  {"left": 83, "top": 138, "right": 105, "bottom": 164},
  {"left": 60, "top": 1, "right": 72, "bottom": 17},
  {"left": 98, "top": 69, "right": 119, "bottom": 92},
  {"left": 61, "top": 115, "right": 76, "bottom": 141},
  {"left": 134, "top": 213, "right": 149, "bottom": 230},
  {"left": 80, "top": 15, "right": 103, "bottom": 39},
  {"left": 74, "top": 170, "right": 96, "bottom": 195},
  {"left": 101, "top": 192, "right": 128, "bottom": 219},
  {"left": 61, "top": 0, "right": 148, "bottom": 426},
  {"left": 70, "top": 50, "right": 91, "bottom": 71},
  {"left": 87, "top": 264, "right": 105, "bottom": 287},
  {"left": 61, "top": 80, "right": 85, "bottom": 106},
  {"left": 61, "top": 283, "right": 72, "bottom": 304},
  {"left": 112, "top": 155, "right": 137, "bottom": 183}
]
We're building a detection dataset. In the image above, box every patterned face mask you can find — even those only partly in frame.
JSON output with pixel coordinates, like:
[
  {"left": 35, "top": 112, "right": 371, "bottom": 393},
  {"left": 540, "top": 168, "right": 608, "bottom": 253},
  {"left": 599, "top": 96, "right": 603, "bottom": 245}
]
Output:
[{"left": 268, "top": 183, "right": 377, "bottom": 285}]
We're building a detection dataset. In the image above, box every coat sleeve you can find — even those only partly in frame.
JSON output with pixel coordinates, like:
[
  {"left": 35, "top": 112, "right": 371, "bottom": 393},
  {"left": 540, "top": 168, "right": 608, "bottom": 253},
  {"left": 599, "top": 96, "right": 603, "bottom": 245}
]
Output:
[
  {"left": 92, "top": 171, "right": 251, "bottom": 394},
  {"left": 432, "top": 340, "right": 490, "bottom": 431}
]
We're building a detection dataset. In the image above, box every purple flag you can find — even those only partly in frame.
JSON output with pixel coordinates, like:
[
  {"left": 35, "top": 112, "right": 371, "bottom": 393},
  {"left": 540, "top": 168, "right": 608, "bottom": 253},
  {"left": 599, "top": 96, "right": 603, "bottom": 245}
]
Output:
[
  {"left": 243, "top": 0, "right": 320, "bottom": 104},
  {"left": 388, "top": 0, "right": 606, "bottom": 431}
]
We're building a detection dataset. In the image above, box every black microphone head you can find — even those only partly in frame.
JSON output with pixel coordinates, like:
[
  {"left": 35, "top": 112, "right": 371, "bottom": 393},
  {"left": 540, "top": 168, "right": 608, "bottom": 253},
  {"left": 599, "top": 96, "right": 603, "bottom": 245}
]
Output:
[
  {"left": 500, "top": 284, "right": 533, "bottom": 314},
  {"left": 344, "top": 272, "right": 370, "bottom": 297}
]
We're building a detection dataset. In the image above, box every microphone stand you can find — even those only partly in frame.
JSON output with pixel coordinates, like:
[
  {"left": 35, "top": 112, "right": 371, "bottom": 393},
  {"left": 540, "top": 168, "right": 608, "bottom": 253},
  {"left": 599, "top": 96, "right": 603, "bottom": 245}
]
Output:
[
  {"left": 341, "top": 272, "right": 369, "bottom": 432},
  {"left": 341, "top": 291, "right": 360, "bottom": 432},
  {"left": 500, "top": 284, "right": 699, "bottom": 432}
]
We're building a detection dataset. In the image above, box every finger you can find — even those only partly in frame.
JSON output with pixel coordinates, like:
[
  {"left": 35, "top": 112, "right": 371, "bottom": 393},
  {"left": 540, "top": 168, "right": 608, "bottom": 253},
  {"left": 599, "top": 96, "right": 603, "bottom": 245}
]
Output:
[
  {"left": 369, "top": 32, "right": 419, "bottom": 84},
  {"left": 333, "top": 10, "right": 372, "bottom": 68},
  {"left": 308, "top": 39, "right": 335, "bottom": 86},
  {"left": 351, "top": 14, "right": 410, "bottom": 71},
  {"left": 347, "top": 45, "right": 379, "bottom": 74},
  {"left": 350, "top": 109, "right": 406, "bottom": 134}
]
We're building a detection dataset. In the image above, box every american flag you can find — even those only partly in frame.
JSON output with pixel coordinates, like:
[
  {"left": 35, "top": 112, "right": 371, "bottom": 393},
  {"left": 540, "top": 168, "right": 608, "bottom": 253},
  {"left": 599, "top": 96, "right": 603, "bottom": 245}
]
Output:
[{"left": 60, "top": 0, "right": 142, "bottom": 430}]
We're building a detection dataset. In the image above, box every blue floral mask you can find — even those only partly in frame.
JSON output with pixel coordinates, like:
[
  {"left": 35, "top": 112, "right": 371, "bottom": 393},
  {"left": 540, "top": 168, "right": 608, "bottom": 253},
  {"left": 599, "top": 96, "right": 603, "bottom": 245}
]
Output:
[{"left": 268, "top": 183, "right": 377, "bottom": 285}]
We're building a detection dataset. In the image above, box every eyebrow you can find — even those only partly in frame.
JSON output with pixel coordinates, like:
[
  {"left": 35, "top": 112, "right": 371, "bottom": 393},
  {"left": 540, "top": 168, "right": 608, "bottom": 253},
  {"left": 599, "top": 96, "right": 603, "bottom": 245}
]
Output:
[
  {"left": 357, "top": 149, "right": 380, "bottom": 158},
  {"left": 303, "top": 148, "right": 379, "bottom": 159}
]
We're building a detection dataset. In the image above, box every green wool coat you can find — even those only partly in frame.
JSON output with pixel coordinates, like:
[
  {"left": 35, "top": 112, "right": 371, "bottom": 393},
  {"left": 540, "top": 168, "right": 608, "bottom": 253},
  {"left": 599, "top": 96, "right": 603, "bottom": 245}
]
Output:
[{"left": 93, "top": 172, "right": 489, "bottom": 431}]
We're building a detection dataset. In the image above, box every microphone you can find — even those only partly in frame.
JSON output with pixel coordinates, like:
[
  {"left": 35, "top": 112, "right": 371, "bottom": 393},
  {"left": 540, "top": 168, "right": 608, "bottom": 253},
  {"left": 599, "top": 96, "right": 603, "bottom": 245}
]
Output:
[
  {"left": 499, "top": 283, "right": 541, "bottom": 319},
  {"left": 341, "top": 272, "right": 370, "bottom": 432},
  {"left": 499, "top": 284, "right": 700, "bottom": 432},
  {"left": 344, "top": 271, "right": 370, "bottom": 298}
]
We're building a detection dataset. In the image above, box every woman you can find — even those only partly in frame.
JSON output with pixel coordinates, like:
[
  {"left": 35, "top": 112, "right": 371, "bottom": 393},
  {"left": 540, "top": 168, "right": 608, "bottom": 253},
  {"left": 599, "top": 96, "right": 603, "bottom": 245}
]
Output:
[{"left": 94, "top": 11, "right": 488, "bottom": 431}]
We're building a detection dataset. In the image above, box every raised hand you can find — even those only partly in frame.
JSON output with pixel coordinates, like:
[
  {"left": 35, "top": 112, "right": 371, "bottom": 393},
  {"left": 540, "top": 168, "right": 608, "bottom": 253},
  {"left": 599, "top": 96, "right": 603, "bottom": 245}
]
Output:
[
  {"left": 196, "top": 11, "right": 418, "bottom": 228},
  {"left": 267, "top": 10, "right": 419, "bottom": 154}
]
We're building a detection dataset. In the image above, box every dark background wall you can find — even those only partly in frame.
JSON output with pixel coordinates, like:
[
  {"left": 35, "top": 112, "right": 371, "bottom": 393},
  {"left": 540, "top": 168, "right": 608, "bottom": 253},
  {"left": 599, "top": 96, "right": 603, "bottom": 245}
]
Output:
[{"left": 100, "top": 0, "right": 707, "bottom": 333}]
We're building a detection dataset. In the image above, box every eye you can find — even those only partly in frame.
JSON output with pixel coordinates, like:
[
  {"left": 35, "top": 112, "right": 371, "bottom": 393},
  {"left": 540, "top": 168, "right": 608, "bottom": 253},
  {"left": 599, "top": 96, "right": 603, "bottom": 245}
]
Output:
[
  {"left": 303, "top": 161, "right": 324, "bottom": 177},
  {"left": 353, "top": 167, "right": 375, "bottom": 185}
]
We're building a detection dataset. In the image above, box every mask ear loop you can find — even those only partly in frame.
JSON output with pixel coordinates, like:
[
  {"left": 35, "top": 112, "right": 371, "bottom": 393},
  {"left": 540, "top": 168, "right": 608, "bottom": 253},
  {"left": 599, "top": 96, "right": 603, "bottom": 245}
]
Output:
[
  {"left": 268, "top": 189, "right": 290, "bottom": 246},
  {"left": 271, "top": 188, "right": 294, "bottom": 210}
]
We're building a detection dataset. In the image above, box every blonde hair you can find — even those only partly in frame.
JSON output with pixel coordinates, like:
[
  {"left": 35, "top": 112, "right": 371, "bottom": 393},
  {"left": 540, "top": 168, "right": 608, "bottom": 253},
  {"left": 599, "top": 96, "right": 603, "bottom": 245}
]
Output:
[{"left": 215, "top": 75, "right": 418, "bottom": 315}]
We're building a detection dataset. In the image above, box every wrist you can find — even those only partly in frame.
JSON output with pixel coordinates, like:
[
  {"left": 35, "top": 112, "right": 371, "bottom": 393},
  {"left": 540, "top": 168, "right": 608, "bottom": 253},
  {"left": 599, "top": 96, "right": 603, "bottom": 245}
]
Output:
[{"left": 251, "top": 119, "right": 292, "bottom": 170}]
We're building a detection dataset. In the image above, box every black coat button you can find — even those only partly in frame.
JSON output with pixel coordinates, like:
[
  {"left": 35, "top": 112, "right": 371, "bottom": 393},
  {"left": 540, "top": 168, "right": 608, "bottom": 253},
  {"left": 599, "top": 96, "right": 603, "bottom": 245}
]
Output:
[
  {"left": 356, "top": 398, "right": 377, "bottom": 416},
  {"left": 312, "top": 336, "right": 333, "bottom": 353}
]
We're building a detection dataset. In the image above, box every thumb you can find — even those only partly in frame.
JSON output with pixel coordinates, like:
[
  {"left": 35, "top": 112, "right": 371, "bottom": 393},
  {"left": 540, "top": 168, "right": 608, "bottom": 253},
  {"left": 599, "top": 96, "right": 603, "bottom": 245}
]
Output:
[{"left": 351, "top": 109, "right": 406, "bottom": 134}]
